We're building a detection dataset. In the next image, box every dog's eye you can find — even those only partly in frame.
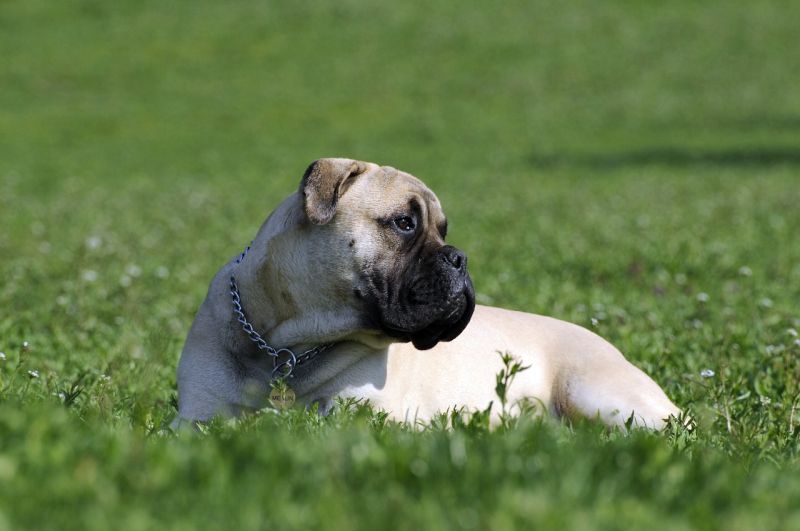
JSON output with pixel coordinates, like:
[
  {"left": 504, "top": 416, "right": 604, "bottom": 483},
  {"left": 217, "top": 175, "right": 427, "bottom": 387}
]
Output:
[{"left": 392, "top": 216, "right": 416, "bottom": 233}]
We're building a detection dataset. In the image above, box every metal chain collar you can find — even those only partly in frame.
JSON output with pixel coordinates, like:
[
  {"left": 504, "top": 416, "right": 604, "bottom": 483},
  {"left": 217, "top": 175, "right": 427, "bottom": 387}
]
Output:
[{"left": 229, "top": 244, "right": 333, "bottom": 380}]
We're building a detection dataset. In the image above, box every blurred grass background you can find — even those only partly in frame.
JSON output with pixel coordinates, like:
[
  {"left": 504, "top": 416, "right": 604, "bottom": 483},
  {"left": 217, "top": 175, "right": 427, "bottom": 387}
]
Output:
[{"left": 1, "top": 0, "right": 800, "bottom": 529}]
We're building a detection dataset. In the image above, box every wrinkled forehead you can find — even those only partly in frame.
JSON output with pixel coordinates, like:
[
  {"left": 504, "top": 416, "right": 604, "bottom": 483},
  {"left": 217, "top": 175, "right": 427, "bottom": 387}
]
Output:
[{"left": 346, "top": 164, "right": 445, "bottom": 221}]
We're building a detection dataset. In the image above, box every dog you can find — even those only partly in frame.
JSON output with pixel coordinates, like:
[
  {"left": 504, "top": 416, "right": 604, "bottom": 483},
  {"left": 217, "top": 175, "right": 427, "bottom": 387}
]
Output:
[{"left": 173, "top": 158, "right": 680, "bottom": 430}]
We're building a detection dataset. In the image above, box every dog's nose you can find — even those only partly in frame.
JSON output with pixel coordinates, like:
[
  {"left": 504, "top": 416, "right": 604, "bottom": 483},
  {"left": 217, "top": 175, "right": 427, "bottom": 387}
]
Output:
[{"left": 440, "top": 246, "right": 467, "bottom": 273}]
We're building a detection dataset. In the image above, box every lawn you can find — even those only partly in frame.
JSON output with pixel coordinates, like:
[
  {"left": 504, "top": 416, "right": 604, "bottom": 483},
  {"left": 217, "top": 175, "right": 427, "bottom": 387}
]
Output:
[{"left": 1, "top": 0, "right": 799, "bottom": 529}]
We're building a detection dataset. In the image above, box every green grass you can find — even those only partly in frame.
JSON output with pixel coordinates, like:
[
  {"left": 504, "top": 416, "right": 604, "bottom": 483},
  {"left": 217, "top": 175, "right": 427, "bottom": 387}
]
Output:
[{"left": 2, "top": 0, "right": 800, "bottom": 529}]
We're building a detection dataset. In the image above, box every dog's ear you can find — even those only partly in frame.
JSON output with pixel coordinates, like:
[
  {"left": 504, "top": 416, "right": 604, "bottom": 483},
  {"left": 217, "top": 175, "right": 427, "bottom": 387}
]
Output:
[{"left": 300, "top": 158, "right": 369, "bottom": 225}]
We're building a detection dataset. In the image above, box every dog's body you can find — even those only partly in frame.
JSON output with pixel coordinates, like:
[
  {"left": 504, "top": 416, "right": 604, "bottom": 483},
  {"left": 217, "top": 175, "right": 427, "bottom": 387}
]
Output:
[{"left": 174, "top": 159, "right": 679, "bottom": 429}]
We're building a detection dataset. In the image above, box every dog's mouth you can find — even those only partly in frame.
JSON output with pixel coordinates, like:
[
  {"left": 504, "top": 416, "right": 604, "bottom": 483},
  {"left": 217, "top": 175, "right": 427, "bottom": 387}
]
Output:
[
  {"left": 359, "top": 243, "right": 476, "bottom": 350},
  {"left": 377, "top": 276, "right": 476, "bottom": 350}
]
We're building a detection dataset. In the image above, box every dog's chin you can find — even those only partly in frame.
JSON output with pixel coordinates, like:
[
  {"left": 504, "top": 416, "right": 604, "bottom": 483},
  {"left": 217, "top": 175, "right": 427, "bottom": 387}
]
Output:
[
  {"left": 380, "top": 283, "right": 476, "bottom": 351},
  {"left": 410, "top": 329, "right": 452, "bottom": 351},
  {"left": 409, "top": 296, "right": 474, "bottom": 350}
]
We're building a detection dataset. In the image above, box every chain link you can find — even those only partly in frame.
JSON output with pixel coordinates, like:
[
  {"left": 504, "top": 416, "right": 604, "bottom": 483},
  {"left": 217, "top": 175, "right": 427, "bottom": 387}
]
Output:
[{"left": 229, "top": 244, "right": 332, "bottom": 379}]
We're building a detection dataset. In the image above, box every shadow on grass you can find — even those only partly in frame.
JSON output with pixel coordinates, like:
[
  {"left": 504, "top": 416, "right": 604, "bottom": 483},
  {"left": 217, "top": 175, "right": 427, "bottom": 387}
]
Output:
[
  {"left": 720, "top": 115, "right": 800, "bottom": 132},
  {"left": 528, "top": 147, "right": 800, "bottom": 169}
]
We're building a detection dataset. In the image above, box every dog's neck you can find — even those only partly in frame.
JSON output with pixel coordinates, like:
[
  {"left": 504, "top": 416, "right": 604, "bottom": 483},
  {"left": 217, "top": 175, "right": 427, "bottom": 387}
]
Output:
[{"left": 229, "top": 193, "right": 383, "bottom": 354}]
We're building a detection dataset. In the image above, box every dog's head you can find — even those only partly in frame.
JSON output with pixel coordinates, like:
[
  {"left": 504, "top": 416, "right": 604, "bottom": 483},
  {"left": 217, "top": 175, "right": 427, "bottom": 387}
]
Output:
[{"left": 300, "top": 158, "right": 475, "bottom": 350}]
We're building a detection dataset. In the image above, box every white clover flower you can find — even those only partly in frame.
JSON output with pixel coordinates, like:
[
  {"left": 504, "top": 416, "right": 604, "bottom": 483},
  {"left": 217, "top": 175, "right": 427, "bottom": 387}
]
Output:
[
  {"left": 696, "top": 292, "right": 709, "bottom": 303},
  {"left": 85, "top": 235, "right": 103, "bottom": 250},
  {"left": 590, "top": 317, "right": 599, "bottom": 327},
  {"left": 155, "top": 266, "right": 170, "bottom": 279},
  {"left": 125, "top": 264, "right": 142, "bottom": 277},
  {"left": 22, "top": 341, "right": 29, "bottom": 352},
  {"left": 82, "top": 270, "right": 98, "bottom": 282},
  {"left": 119, "top": 275, "right": 132, "bottom": 287},
  {"left": 788, "top": 328, "right": 798, "bottom": 338},
  {"left": 759, "top": 298, "right": 774, "bottom": 308},
  {"left": 700, "top": 369, "right": 715, "bottom": 378},
  {"left": 0, "top": 352, "right": 6, "bottom": 361},
  {"left": 738, "top": 266, "right": 753, "bottom": 277},
  {"left": 27, "top": 370, "right": 39, "bottom": 379}
]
